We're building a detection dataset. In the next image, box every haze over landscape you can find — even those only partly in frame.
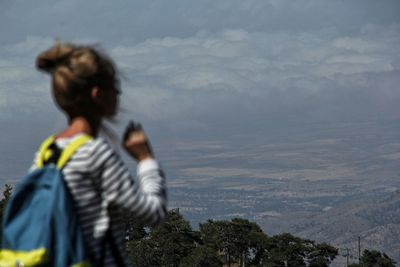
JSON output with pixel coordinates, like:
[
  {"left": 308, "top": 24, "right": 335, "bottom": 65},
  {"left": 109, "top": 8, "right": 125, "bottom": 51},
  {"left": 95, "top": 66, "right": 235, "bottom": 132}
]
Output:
[{"left": 1, "top": 0, "right": 399, "bottom": 265}]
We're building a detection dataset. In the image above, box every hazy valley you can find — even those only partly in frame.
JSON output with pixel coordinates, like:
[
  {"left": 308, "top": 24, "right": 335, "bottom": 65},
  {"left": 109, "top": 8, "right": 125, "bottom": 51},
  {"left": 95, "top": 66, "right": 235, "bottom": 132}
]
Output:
[
  {"left": 159, "top": 120, "right": 400, "bottom": 264},
  {"left": 1, "top": 119, "right": 399, "bottom": 264}
]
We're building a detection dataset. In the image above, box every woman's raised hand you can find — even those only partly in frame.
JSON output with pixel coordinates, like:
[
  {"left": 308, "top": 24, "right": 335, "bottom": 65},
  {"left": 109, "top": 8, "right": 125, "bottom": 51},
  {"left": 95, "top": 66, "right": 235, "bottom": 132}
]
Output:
[{"left": 123, "top": 121, "right": 154, "bottom": 162}]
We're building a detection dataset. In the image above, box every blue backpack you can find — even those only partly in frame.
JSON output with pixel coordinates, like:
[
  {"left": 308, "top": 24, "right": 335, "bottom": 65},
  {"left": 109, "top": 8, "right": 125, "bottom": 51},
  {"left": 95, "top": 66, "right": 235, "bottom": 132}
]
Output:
[{"left": 0, "top": 135, "right": 93, "bottom": 267}]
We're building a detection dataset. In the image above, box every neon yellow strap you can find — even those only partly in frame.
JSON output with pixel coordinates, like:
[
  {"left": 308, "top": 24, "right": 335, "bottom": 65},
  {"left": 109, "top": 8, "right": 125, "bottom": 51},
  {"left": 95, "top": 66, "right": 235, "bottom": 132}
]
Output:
[
  {"left": 57, "top": 135, "right": 92, "bottom": 169},
  {"left": 0, "top": 249, "right": 92, "bottom": 267},
  {"left": 72, "top": 260, "right": 92, "bottom": 267},
  {"left": 0, "top": 248, "right": 47, "bottom": 267},
  {"left": 37, "top": 135, "right": 56, "bottom": 168},
  {"left": 36, "top": 135, "right": 92, "bottom": 169}
]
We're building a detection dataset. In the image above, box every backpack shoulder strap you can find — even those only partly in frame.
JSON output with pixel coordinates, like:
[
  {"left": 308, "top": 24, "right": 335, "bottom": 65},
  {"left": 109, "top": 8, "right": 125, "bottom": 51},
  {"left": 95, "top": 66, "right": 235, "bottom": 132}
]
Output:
[
  {"left": 36, "top": 135, "right": 56, "bottom": 168},
  {"left": 36, "top": 135, "right": 92, "bottom": 169},
  {"left": 57, "top": 135, "right": 92, "bottom": 169}
]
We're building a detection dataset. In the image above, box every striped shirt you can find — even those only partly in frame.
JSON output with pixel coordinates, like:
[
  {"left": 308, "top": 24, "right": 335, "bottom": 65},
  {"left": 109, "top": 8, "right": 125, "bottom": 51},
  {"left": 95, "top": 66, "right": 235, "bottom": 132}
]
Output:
[{"left": 31, "top": 135, "right": 167, "bottom": 267}]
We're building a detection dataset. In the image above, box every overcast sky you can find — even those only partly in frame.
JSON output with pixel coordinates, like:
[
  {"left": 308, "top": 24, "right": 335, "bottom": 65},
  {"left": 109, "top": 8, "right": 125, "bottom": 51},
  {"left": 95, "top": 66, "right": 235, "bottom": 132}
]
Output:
[{"left": 0, "top": 0, "right": 399, "bottom": 182}]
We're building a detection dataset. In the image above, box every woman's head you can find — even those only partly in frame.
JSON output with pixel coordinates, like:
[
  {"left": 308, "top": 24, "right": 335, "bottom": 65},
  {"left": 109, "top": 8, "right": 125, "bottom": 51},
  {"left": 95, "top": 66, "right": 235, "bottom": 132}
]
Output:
[{"left": 36, "top": 42, "right": 120, "bottom": 119}]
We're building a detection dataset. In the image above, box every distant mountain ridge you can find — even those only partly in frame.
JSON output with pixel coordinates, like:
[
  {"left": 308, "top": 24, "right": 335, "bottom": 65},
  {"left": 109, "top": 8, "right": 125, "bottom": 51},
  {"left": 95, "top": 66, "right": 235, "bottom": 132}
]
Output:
[{"left": 290, "top": 191, "right": 400, "bottom": 264}]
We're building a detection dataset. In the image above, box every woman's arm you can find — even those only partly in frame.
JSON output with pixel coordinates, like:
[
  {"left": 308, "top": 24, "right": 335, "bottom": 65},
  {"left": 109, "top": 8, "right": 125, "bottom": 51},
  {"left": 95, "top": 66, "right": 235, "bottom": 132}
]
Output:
[{"left": 89, "top": 139, "right": 167, "bottom": 226}]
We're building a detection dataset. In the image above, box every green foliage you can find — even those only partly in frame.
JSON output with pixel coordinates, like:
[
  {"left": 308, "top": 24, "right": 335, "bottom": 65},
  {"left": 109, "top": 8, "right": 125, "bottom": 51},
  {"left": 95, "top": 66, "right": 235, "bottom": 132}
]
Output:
[
  {"left": 0, "top": 184, "right": 12, "bottom": 241},
  {"left": 307, "top": 243, "right": 338, "bottom": 267},
  {"left": 179, "top": 246, "right": 223, "bottom": 267},
  {"left": 126, "top": 211, "right": 341, "bottom": 267},
  {"left": 125, "top": 214, "right": 147, "bottom": 241},
  {"left": 128, "top": 209, "right": 200, "bottom": 267},
  {"left": 254, "top": 233, "right": 338, "bottom": 267},
  {"left": 200, "top": 218, "right": 268, "bottom": 266},
  {"left": 263, "top": 233, "right": 310, "bottom": 266},
  {"left": 348, "top": 249, "right": 396, "bottom": 267},
  {"left": 0, "top": 184, "right": 12, "bottom": 214}
]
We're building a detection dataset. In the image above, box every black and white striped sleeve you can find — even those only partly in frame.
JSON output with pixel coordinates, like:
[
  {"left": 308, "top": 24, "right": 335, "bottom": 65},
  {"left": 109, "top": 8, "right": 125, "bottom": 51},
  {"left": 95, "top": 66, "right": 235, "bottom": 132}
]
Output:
[{"left": 88, "top": 140, "right": 167, "bottom": 226}]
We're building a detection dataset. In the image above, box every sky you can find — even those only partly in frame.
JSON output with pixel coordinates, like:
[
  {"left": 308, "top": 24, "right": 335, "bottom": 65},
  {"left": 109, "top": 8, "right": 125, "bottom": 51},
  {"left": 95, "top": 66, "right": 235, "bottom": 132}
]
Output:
[{"left": 0, "top": 0, "right": 399, "bottom": 183}]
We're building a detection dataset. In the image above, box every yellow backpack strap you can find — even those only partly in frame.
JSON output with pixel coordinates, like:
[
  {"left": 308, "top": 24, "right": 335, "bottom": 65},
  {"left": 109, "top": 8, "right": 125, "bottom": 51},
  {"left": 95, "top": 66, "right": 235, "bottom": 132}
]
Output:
[
  {"left": 0, "top": 248, "right": 48, "bottom": 266},
  {"left": 57, "top": 135, "right": 92, "bottom": 169},
  {"left": 36, "top": 135, "right": 56, "bottom": 168}
]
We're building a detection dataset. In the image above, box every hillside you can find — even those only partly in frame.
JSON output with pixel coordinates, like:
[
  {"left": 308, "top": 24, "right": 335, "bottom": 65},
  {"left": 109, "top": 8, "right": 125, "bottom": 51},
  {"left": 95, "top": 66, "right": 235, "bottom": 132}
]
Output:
[{"left": 260, "top": 191, "right": 400, "bottom": 264}]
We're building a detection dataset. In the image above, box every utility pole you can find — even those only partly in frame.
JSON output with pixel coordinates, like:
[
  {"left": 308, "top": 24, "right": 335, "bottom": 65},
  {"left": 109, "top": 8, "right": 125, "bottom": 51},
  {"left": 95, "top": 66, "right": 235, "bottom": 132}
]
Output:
[
  {"left": 346, "top": 248, "right": 349, "bottom": 267},
  {"left": 358, "top": 236, "right": 361, "bottom": 264}
]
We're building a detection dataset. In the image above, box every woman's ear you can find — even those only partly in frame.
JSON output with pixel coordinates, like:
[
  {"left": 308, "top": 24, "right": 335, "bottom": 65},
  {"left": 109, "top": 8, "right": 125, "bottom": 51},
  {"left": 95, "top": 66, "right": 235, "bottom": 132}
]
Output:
[{"left": 91, "top": 86, "right": 102, "bottom": 103}]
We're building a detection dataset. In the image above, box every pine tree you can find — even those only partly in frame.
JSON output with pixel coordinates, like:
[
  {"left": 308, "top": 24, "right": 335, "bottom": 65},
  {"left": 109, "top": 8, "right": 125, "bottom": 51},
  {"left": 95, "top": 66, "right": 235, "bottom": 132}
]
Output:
[
  {"left": 348, "top": 249, "right": 396, "bottom": 267},
  {"left": 0, "top": 184, "right": 12, "bottom": 242}
]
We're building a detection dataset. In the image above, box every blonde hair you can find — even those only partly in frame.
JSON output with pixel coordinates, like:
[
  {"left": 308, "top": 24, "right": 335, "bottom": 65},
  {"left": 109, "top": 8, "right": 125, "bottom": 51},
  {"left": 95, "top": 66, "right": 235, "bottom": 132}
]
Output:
[{"left": 36, "top": 42, "right": 119, "bottom": 118}]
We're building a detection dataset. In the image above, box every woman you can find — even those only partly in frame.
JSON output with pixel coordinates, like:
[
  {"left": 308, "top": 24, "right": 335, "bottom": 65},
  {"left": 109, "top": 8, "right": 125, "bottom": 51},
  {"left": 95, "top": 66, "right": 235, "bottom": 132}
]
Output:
[{"left": 34, "top": 43, "right": 167, "bottom": 266}]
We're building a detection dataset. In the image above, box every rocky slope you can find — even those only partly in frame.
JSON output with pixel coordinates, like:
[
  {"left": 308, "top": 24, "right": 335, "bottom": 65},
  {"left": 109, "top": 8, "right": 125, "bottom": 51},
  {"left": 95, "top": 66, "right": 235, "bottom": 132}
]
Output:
[{"left": 290, "top": 191, "right": 400, "bottom": 263}]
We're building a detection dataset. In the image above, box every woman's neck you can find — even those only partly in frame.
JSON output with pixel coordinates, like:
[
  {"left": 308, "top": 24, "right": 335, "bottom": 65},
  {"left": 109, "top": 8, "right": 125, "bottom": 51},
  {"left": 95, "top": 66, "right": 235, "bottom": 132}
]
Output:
[{"left": 57, "top": 116, "right": 101, "bottom": 138}]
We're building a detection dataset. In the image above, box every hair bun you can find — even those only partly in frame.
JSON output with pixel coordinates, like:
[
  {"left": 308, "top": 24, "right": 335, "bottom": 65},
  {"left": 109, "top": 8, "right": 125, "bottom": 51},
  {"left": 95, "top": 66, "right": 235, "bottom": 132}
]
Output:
[{"left": 36, "top": 43, "right": 74, "bottom": 73}]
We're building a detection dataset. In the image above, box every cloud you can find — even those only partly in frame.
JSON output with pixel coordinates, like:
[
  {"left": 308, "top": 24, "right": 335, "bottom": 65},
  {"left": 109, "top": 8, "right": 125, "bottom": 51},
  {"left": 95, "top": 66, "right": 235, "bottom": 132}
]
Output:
[
  {"left": 1, "top": 0, "right": 399, "bottom": 45},
  {"left": 108, "top": 24, "right": 399, "bottom": 126},
  {"left": 0, "top": 22, "right": 399, "bottom": 134},
  {"left": 0, "top": 37, "right": 54, "bottom": 112}
]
